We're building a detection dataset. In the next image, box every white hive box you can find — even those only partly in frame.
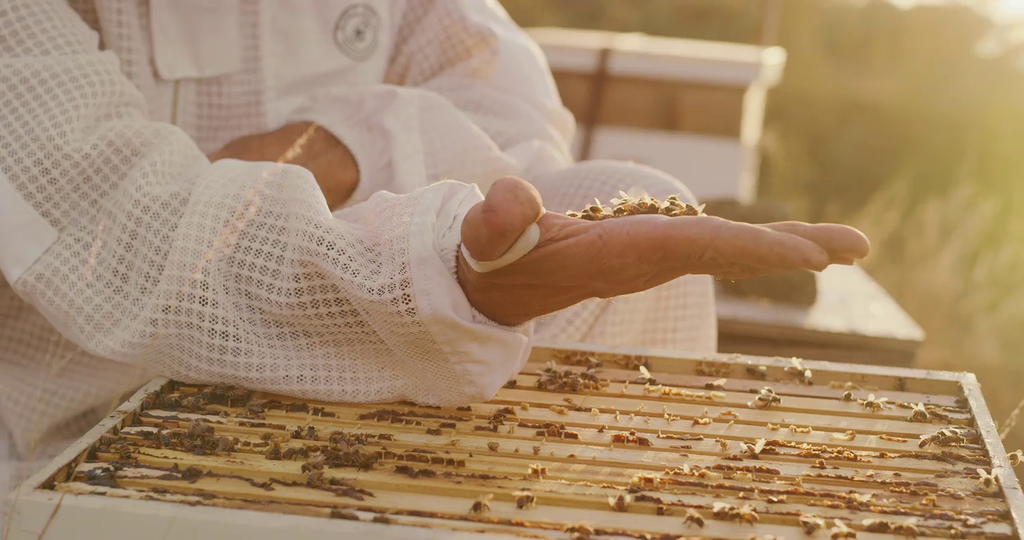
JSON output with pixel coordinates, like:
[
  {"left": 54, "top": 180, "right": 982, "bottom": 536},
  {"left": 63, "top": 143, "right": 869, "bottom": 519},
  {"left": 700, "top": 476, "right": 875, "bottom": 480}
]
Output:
[{"left": 527, "top": 27, "right": 787, "bottom": 203}]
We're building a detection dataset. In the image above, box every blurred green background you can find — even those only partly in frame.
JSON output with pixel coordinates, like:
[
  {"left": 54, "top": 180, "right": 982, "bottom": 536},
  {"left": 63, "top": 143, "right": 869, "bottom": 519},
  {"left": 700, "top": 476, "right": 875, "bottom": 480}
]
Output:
[{"left": 501, "top": 0, "right": 1024, "bottom": 452}]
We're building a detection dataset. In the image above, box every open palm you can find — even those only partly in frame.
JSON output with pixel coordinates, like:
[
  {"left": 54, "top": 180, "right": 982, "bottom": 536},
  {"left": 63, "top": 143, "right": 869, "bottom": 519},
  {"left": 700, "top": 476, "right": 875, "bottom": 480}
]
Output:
[{"left": 459, "top": 177, "right": 869, "bottom": 326}]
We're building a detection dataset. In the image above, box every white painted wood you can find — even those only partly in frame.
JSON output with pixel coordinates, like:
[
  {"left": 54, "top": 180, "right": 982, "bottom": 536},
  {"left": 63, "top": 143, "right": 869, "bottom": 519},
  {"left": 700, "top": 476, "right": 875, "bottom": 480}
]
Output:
[
  {"left": 570, "top": 126, "right": 757, "bottom": 202},
  {"left": 6, "top": 492, "right": 527, "bottom": 540},
  {"left": 527, "top": 27, "right": 787, "bottom": 87}
]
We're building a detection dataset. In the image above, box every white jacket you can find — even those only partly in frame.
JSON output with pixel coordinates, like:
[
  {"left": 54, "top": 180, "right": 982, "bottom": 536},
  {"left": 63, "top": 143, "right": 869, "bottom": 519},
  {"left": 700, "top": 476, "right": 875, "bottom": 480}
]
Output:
[{"left": 0, "top": 0, "right": 715, "bottom": 496}]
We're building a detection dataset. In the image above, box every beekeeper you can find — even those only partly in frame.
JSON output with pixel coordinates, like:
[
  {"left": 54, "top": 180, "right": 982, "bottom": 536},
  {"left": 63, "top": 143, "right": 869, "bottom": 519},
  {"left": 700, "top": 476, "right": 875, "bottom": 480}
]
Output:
[{"left": 0, "top": 0, "right": 869, "bottom": 496}]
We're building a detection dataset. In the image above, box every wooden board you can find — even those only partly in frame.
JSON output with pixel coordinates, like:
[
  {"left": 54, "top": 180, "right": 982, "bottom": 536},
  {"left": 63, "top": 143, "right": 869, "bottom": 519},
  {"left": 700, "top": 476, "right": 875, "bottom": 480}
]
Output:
[
  {"left": 6, "top": 342, "right": 1020, "bottom": 540},
  {"left": 717, "top": 265, "right": 927, "bottom": 366}
]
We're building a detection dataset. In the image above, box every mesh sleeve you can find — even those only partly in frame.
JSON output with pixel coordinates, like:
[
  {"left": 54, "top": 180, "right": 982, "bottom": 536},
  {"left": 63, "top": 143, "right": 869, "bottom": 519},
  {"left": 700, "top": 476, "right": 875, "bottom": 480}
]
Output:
[
  {"left": 0, "top": 0, "right": 530, "bottom": 413},
  {"left": 294, "top": 0, "right": 576, "bottom": 208}
]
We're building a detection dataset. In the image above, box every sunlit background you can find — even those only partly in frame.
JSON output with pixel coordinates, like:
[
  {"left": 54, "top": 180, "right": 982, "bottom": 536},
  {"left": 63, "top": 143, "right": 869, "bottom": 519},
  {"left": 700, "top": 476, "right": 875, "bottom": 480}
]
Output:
[{"left": 501, "top": 0, "right": 1024, "bottom": 452}]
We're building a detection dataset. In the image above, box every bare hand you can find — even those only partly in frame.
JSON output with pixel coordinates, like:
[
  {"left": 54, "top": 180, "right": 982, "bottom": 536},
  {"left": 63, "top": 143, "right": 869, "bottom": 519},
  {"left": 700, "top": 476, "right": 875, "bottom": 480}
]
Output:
[
  {"left": 208, "top": 122, "right": 359, "bottom": 210},
  {"left": 458, "top": 177, "right": 870, "bottom": 326}
]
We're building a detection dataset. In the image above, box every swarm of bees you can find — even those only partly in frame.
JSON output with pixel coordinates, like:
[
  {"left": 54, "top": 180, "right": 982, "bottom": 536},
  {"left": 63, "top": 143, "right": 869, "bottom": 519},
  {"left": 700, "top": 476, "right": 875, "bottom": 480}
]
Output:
[
  {"left": 712, "top": 502, "right": 760, "bottom": 525},
  {"left": 565, "top": 192, "right": 705, "bottom": 221},
  {"left": 749, "top": 387, "right": 782, "bottom": 409},
  {"left": 537, "top": 361, "right": 603, "bottom": 393},
  {"left": 918, "top": 426, "right": 979, "bottom": 448}
]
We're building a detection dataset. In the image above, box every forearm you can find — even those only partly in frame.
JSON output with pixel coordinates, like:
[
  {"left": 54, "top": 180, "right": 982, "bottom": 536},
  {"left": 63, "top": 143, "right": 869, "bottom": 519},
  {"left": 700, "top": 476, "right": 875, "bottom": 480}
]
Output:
[{"left": 1, "top": 0, "right": 531, "bottom": 406}]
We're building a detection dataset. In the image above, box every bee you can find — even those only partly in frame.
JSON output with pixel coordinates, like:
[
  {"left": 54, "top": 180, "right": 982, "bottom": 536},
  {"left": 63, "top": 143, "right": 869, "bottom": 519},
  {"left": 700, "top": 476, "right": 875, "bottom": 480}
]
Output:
[
  {"left": 630, "top": 473, "right": 659, "bottom": 488},
  {"left": 744, "top": 438, "right": 766, "bottom": 459},
  {"left": 303, "top": 425, "right": 318, "bottom": 441},
  {"left": 683, "top": 509, "right": 705, "bottom": 528},
  {"left": 830, "top": 519, "right": 857, "bottom": 540},
  {"left": 187, "top": 419, "right": 214, "bottom": 439},
  {"left": 306, "top": 470, "right": 326, "bottom": 488},
  {"left": 1009, "top": 449, "right": 1023, "bottom": 467},
  {"left": 635, "top": 365, "right": 655, "bottom": 385},
  {"left": 224, "top": 386, "right": 251, "bottom": 406},
  {"left": 108, "top": 442, "right": 132, "bottom": 460},
  {"left": 800, "top": 514, "right": 827, "bottom": 534},
  {"left": 705, "top": 378, "right": 727, "bottom": 391},
  {"left": 785, "top": 358, "right": 813, "bottom": 385},
  {"left": 858, "top": 393, "right": 889, "bottom": 412},
  {"left": 301, "top": 454, "right": 328, "bottom": 473},
  {"left": 527, "top": 463, "right": 547, "bottom": 479},
  {"left": 842, "top": 391, "right": 855, "bottom": 402},
  {"left": 265, "top": 443, "right": 282, "bottom": 461},
  {"left": 140, "top": 391, "right": 158, "bottom": 411},
  {"left": 487, "top": 442, "right": 499, "bottom": 452},
  {"left": 738, "top": 504, "right": 760, "bottom": 525},
  {"left": 469, "top": 493, "right": 493, "bottom": 514},
  {"left": 733, "top": 471, "right": 753, "bottom": 482},
  {"left": 607, "top": 493, "right": 632, "bottom": 512},
  {"left": 977, "top": 468, "right": 998, "bottom": 489},
  {"left": 356, "top": 452, "right": 380, "bottom": 471},
  {"left": 564, "top": 523, "right": 595, "bottom": 540},
  {"left": 697, "top": 469, "right": 723, "bottom": 481},
  {"left": 891, "top": 518, "right": 920, "bottom": 538},
  {"left": 282, "top": 446, "right": 303, "bottom": 461},
  {"left": 749, "top": 387, "right": 781, "bottom": 409},
  {"left": 180, "top": 395, "right": 203, "bottom": 411},
  {"left": 513, "top": 490, "right": 537, "bottom": 509},
  {"left": 532, "top": 445, "right": 541, "bottom": 456},
  {"left": 160, "top": 394, "right": 183, "bottom": 409},
  {"left": 746, "top": 365, "right": 768, "bottom": 380}
]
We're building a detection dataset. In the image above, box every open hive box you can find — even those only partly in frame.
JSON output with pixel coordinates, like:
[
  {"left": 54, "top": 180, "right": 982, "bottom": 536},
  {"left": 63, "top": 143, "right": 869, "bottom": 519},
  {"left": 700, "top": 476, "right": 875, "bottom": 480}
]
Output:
[{"left": 6, "top": 343, "right": 1023, "bottom": 540}]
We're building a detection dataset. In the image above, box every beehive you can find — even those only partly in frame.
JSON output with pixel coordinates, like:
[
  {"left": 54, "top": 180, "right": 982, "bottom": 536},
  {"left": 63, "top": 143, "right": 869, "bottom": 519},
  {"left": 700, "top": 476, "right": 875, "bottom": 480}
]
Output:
[
  {"left": 7, "top": 342, "right": 1022, "bottom": 540},
  {"left": 527, "top": 27, "right": 787, "bottom": 203}
]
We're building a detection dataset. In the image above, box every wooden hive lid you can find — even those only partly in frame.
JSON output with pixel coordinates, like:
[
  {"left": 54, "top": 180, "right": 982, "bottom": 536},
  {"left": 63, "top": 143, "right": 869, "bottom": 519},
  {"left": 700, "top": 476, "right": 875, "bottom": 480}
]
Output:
[{"left": 527, "top": 27, "right": 788, "bottom": 87}]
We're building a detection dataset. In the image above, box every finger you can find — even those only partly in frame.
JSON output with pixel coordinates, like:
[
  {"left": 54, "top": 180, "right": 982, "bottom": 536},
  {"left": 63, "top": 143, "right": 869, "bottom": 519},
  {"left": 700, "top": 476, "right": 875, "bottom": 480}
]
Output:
[
  {"left": 461, "top": 177, "right": 544, "bottom": 263},
  {"left": 759, "top": 222, "right": 870, "bottom": 261},
  {"left": 672, "top": 217, "right": 831, "bottom": 272}
]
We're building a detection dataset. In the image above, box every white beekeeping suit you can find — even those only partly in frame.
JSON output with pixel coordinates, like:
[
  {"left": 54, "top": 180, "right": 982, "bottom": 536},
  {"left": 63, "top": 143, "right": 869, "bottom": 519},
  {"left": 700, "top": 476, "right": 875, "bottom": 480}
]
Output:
[{"left": 0, "top": 0, "right": 715, "bottom": 499}]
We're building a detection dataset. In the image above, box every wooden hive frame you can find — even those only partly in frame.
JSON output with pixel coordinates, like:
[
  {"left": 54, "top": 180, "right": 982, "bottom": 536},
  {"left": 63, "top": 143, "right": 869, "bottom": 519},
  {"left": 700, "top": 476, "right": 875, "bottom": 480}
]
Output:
[{"left": 5, "top": 341, "right": 1022, "bottom": 540}]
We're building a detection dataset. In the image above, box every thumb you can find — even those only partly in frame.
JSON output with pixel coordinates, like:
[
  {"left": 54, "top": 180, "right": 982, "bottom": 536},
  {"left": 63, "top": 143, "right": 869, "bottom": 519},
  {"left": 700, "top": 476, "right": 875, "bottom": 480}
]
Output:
[{"left": 461, "top": 177, "right": 544, "bottom": 263}]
